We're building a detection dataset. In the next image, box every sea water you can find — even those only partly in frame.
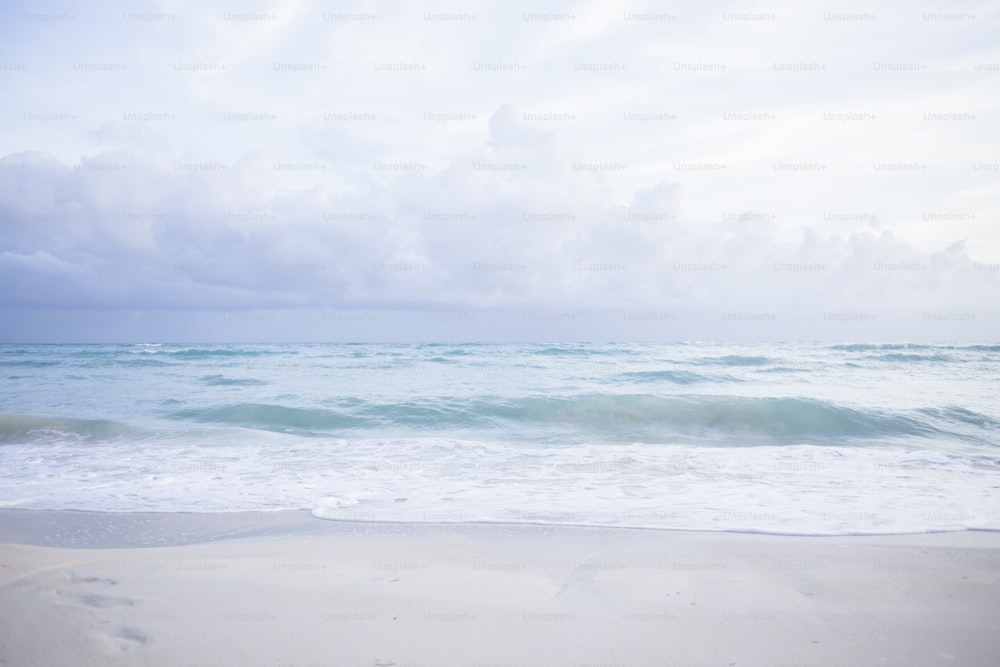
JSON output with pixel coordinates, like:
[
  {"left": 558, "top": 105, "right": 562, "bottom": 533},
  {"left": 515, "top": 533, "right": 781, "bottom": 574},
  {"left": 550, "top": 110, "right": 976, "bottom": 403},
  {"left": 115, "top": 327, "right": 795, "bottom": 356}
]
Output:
[{"left": 1, "top": 342, "right": 997, "bottom": 535}]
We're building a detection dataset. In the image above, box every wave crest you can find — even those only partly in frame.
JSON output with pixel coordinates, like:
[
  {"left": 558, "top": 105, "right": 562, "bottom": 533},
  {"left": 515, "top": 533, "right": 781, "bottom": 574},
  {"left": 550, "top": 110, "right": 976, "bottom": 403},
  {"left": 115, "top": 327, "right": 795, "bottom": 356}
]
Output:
[{"left": 160, "top": 395, "right": 988, "bottom": 444}]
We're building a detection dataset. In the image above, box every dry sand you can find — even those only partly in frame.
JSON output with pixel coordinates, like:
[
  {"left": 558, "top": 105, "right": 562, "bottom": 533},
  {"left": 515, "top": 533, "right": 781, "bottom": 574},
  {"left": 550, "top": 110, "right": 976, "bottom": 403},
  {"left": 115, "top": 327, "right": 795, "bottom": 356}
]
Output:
[{"left": 1, "top": 510, "right": 998, "bottom": 666}]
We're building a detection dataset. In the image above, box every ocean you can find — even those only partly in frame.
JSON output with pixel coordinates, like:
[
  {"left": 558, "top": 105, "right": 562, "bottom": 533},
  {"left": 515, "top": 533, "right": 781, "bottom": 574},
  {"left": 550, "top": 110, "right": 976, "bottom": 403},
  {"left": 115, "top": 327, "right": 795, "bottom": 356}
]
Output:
[{"left": 1, "top": 342, "right": 997, "bottom": 535}]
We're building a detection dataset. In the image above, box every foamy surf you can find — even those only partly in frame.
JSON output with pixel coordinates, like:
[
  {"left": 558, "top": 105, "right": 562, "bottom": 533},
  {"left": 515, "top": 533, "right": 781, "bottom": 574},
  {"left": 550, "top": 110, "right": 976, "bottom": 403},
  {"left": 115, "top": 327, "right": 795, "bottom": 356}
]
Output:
[{"left": 311, "top": 495, "right": 360, "bottom": 519}]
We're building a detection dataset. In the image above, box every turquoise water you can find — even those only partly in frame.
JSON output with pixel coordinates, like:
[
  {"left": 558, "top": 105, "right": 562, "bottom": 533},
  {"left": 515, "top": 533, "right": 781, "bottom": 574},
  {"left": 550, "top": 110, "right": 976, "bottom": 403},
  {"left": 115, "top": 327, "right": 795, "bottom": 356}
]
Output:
[{"left": 1, "top": 342, "right": 998, "bottom": 534}]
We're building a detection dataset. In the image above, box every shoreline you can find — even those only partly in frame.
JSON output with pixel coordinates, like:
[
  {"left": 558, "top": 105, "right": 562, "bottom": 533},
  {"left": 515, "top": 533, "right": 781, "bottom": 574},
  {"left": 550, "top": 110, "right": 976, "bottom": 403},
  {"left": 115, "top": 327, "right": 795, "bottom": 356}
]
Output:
[
  {"left": 2, "top": 507, "right": 998, "bottom": 549},
  {"left": 2, "top": 509, "right": 999, "bottom": 665}
]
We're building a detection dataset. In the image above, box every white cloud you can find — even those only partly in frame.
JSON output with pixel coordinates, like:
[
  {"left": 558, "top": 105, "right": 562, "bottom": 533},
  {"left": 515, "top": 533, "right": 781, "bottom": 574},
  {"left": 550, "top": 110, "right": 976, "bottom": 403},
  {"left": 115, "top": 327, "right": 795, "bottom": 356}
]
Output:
[{"left": 0, "top": 0, "right": 997, "bottom": 341}]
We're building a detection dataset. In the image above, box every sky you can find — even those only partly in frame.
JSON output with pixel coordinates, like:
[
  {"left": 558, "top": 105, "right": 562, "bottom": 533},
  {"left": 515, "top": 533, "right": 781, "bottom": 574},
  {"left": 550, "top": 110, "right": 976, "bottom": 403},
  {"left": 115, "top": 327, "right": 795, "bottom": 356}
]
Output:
[{"left": 1, "top": 0, "right": 998, "bottom": 342}]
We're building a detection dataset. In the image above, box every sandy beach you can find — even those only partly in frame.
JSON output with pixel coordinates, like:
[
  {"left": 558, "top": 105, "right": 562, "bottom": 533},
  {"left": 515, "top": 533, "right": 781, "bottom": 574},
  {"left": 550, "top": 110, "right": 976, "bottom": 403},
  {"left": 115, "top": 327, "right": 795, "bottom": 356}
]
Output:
[{"left": 1, "top": 510, "right": 998, "bottom": 666}]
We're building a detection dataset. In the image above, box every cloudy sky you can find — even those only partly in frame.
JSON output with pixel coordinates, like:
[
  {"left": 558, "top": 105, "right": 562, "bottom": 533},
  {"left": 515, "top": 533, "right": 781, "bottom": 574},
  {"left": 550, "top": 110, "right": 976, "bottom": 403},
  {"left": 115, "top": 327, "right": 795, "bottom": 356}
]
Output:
[{"left": 1, "top": 0, "right": 997, "bottom": 342}]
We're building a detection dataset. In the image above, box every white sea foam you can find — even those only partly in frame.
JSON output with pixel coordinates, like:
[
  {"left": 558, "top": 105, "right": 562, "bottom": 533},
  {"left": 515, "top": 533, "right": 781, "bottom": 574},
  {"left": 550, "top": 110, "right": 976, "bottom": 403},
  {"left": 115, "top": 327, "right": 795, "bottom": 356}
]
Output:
[
  {"left": 0, "top": 432, "right": 996, "bottom": 535},
  {"left": 311, "top": 495, "right": 359, "bottom": 518}
]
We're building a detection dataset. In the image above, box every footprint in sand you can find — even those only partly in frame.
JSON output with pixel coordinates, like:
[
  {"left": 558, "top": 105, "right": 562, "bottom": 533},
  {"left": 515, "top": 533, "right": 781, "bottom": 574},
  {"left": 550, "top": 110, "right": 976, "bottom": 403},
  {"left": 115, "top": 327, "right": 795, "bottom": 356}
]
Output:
[
  {"left": 20, "top": 569, "right": 154, "bottom": 655},
  {"left": 61, "top": 573, "right": 150, "bottom": 651},
  {"left": 46, "top": 572, "right": 137, "bottom": 610},
  {"left": 78, "top": 592, "right": 136, "bottom": 608},
  {"left": 94, "top": 626, "right": 150, "bottom": 654},
  {"left": 73, "top": 575, "right": 120, "bottom": 586}
]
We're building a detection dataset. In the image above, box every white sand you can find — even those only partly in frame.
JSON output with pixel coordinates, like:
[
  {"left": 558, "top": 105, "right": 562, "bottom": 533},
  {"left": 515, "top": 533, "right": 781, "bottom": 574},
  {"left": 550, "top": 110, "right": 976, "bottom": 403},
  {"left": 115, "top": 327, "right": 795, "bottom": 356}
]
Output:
[{"left": 1, "top": 513, "right": 998, "bottom": 666}]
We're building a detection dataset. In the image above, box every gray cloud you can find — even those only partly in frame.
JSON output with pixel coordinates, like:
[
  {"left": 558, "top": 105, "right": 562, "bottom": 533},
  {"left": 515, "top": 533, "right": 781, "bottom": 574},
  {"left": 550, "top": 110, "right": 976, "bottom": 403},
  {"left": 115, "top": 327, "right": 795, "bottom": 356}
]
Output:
[{"left": 1, "top": 0, "right": 998, "bottom": 341}]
